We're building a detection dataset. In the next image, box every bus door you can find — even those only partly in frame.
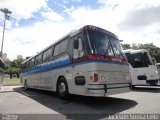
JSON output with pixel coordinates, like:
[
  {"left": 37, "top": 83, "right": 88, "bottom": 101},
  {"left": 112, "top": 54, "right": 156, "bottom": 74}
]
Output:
[{"left": 71, "top": 35, "right": 86, "bottom": 87}]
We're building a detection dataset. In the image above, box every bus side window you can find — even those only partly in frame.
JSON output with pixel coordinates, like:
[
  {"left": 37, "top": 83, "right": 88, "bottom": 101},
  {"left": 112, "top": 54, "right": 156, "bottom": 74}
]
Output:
[
  {"left": 30, "top": 58, "right": 35, "bottom": 67},
  {"left": 73, "top": 37, "right": 84, "bottom": 59},
  {"left": 27, "top": 61, "right": 30, "bottom": 68},
  {"left": 59, "top": 39, "right": 68, "bottom": 54},
  {"left": 35, "top": 54, "right": 42, "bottom": 65},
  {"left": 43, "top": 47, "right": 53, "bottom": 62},
  {"left": 53, "top": 44, "right": 60, "bottom": 56}
]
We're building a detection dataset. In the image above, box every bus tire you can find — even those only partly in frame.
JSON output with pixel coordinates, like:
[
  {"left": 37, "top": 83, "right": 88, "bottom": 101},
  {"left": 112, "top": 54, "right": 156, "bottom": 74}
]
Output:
[
  {"left": 24, "top": 80, "right": 28, "bottom": 90},
  {"left": 57, "top": 77, "right": 69, "bottom": 99},
  {"left": 131, "top": 85, "right": 135, "bottom": 90}
]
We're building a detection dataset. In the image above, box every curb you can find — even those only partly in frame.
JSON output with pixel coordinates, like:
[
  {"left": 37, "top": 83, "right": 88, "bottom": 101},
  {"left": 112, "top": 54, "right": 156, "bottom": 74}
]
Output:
[{"left": 1, "top": 83, "right": 22, "bottom": 86}]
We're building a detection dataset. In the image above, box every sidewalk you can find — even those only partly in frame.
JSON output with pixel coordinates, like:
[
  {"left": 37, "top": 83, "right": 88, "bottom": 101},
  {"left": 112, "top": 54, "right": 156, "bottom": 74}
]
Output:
[{"left": 0, "top": 84, "right": 22, "bottom": 92}]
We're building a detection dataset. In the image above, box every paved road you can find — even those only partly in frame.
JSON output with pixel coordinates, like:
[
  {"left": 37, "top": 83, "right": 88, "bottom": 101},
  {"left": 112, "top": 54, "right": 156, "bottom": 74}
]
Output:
[{"left": 0, "top": 85, "right": 160, "bottom": 120}]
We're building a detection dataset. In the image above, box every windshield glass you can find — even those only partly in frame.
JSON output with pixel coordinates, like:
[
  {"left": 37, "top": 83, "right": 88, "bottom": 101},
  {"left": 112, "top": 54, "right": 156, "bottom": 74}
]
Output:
[
  {"left": 125, "top": 52, "right": 153, "bottom": 68},
  {"left": 88, "top": 31, "right": 125, "bottom": 58}
]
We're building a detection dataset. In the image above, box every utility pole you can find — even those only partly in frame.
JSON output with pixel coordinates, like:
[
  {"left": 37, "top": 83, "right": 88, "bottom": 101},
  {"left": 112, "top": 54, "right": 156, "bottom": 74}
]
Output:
[{"left": 0, "top": 8, "right": 12, "bottom": 57}]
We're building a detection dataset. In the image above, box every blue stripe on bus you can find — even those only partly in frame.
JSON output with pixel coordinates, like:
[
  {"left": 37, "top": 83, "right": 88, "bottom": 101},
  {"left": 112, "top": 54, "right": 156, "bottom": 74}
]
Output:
[{"left": 21, "top": 56, "right": 128, "bottom": 76}]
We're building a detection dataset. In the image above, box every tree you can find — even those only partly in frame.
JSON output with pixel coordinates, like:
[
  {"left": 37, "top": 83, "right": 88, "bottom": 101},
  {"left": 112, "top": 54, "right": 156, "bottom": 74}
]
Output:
[
  {"left": 4, "top": 56, "right": 24, "bottom": 78},
  {"left": 122, "top": 44, "right": 131, "bottom": 50}
]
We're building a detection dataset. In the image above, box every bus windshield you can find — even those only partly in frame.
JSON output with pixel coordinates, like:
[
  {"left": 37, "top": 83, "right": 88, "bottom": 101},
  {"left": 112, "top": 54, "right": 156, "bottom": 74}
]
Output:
[
  {"left": 125, "top": 52, "right": 153, "bottom": 68},
  {"left": 88, "top": 31, "right": 125, "bottom": 58}
]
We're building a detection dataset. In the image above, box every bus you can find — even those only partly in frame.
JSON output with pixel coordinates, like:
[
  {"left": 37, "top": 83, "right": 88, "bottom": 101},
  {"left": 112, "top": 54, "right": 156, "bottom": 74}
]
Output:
[
  {"left": 0, "top": 57, "right": 4, "bottom": 85},
  {"left": 156, "top": 63, "right": 160, "bottom": 77},
  {"left": 124, "top": 49, "right": 159, "bottom": 87},
  {"left": 20, "top": 25, "right": 130, "bottom": 98},
  {"left": 152, "top": 58, "right": 160, "bottom": 80}
]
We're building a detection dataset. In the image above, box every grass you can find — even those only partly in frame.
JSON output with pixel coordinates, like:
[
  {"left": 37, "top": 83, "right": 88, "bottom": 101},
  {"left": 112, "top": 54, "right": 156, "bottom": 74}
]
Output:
[{"left": 2, "top": 77, "right": 20, "bottom": 84}]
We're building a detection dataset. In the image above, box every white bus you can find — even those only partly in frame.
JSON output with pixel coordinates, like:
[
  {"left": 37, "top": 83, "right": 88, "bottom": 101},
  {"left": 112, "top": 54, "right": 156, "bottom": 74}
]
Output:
[
  {"left": 124, "top": 49, "right": 159, "bottom": 87},
  {"left": 156, "top": 63, "right": 160, "bottom": 77},
  {"left": 20, "top": 25, "right": 130, "bottom": 98}
]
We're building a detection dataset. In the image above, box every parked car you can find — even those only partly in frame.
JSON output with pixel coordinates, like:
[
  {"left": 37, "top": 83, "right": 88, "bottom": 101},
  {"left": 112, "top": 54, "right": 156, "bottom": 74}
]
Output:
[{"left": 12, "top": 74, "right": 17, "bottom": 78}]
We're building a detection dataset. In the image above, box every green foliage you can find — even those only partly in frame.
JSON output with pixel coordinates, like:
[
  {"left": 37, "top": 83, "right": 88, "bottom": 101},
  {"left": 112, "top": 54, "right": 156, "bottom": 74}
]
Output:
[
  {"left": 122, "top": 43, "right": 160, "bottom": 63},
  {"left": 3, "top": 77, "right": 20, "bottom": 84},
  {"left": 122, "top": 44, "right": 131, "bottom": 50},
  {"left": 4, "top": 57, "right": 24, "bottom": 78}
]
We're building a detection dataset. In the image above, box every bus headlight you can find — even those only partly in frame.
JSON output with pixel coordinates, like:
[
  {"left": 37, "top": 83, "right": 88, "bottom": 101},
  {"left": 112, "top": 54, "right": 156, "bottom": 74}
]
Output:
[
  {"left": 101, "top": 75, "right": 109, "bottom": 82},
  {"left": 124, "top": 74, "right": 130, "bottom": 80},
  {"left": 101, "top": 75, "right": 105, "bottom": 81}
]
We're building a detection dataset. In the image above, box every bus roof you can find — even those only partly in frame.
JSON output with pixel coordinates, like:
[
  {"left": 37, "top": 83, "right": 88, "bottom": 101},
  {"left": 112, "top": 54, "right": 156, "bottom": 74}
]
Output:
[
  {"left": 22, "top": 25, "right": 118, "bottom": 64},
  {"left": 123, "top": 49, "right": 149, "bottom": 54}
]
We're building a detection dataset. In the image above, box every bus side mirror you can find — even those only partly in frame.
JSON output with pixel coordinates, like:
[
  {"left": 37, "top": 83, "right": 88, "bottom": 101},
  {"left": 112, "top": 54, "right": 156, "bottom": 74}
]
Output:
[{"left": 74, "top": 39, "right": 79, "bottom": 49}]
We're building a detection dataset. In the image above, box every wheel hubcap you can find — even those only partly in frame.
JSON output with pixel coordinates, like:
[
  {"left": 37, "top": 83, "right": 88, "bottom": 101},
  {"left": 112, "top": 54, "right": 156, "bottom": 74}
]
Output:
[{"left": 59, "top": 83, "right": 66, "bottom": 93}]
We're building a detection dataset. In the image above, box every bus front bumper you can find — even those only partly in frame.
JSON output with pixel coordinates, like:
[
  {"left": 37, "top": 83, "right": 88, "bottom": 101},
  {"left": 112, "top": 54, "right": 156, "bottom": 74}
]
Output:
[
  {"left": 146, "top": 79, "right": 158, "bottom": 85},
  {"left": 87, "top": 83, "right": 130, "bottom": 96}
]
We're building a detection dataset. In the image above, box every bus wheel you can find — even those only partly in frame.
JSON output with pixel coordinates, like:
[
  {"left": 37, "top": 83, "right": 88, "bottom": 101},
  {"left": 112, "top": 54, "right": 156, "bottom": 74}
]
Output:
[
  {"left": 131, "top": 85, "right": 135, "bottom": 90},
  {"left": 24, "top": 80, "right": 28, "bottom": 90},
  {"left": 57, "top": 77, "right": 69, "bottom": 99}
]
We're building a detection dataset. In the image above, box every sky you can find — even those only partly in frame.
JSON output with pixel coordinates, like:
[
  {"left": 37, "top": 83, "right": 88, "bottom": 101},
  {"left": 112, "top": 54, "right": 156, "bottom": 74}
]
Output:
[{"left": 0, "top": 0, "right": 160, "bottom": 60}]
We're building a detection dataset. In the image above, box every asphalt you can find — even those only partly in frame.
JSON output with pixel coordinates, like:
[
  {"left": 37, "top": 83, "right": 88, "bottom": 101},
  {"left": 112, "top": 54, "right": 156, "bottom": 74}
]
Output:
[{"left": 0, "top": 85, "right": 160, "bottom": 120}]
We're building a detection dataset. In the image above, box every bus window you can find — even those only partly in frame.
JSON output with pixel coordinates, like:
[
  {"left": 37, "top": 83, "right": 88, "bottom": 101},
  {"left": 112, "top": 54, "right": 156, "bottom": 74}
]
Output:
[
  {"left": 43, "top": 47, "right": 53, "bottom": 62},
  {"left": 109, "top": 36, "right": 124, "bottom": 58},
  {"left": 53, "top": 44, "right": 60, "bottom": 56},
  {"left": 30, "top": 58, "right": 35, "bottom": 67},
  {"left": 125, "top": 53, "right": 148, "bottom": 68},
  {"left": 143, "top": 52, "right": 153, "bottom": 65},
  {"left": 108, "top": 42, "right": 114, "bottom": 56},
  {"left": 88, "top": 31, "right": 124, "bottom": 58},
  {"left": 22, "top": 62, "right": 28, "bottom": 69},
  {"left": 73, "top": 37, "right": 84, "bottom": 59},
  {"left": 26, "top": 61, "right": 30, "bottom": 68},
  {"left": 88, "top": 31, "right": 109, "bottom": 55},
  {"left": 35, "top": 54, "right": 42, "bottom": 65},
  {"left": 53, "top": 38, "right": 68, "bottom": 57},
  {"left": 59, "top": 39, "right": 68, "bottom": 54}
]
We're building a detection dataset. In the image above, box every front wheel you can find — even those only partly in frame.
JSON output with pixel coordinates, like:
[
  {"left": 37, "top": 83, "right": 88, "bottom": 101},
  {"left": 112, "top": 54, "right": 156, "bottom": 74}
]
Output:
[{"left": 57, "top": 78, "right": 69, "bottom": 99}]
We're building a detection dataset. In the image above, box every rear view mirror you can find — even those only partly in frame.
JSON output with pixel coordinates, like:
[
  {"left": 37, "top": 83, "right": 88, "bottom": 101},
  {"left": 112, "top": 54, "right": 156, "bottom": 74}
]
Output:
[{"left": 73, "top": 39, "right": 79, "bottom": 49}]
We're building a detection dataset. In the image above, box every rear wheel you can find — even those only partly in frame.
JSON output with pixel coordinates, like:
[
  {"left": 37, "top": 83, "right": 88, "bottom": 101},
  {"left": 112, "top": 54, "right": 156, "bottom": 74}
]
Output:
[
  {"left": 131, "top": 85, "right": 135, "bottom": 90},
  {"left": 57, "top": 77, "right": 69, "bottom": 99}
]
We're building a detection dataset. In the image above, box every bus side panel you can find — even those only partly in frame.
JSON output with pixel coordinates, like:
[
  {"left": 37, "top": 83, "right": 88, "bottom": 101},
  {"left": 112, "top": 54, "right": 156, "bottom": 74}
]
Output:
[
  {"left": 21, "top": 72, "right": 40, "bottom": 88},
  {"left": 21, "top": 60, "right": 130, "bottom": 97}
]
